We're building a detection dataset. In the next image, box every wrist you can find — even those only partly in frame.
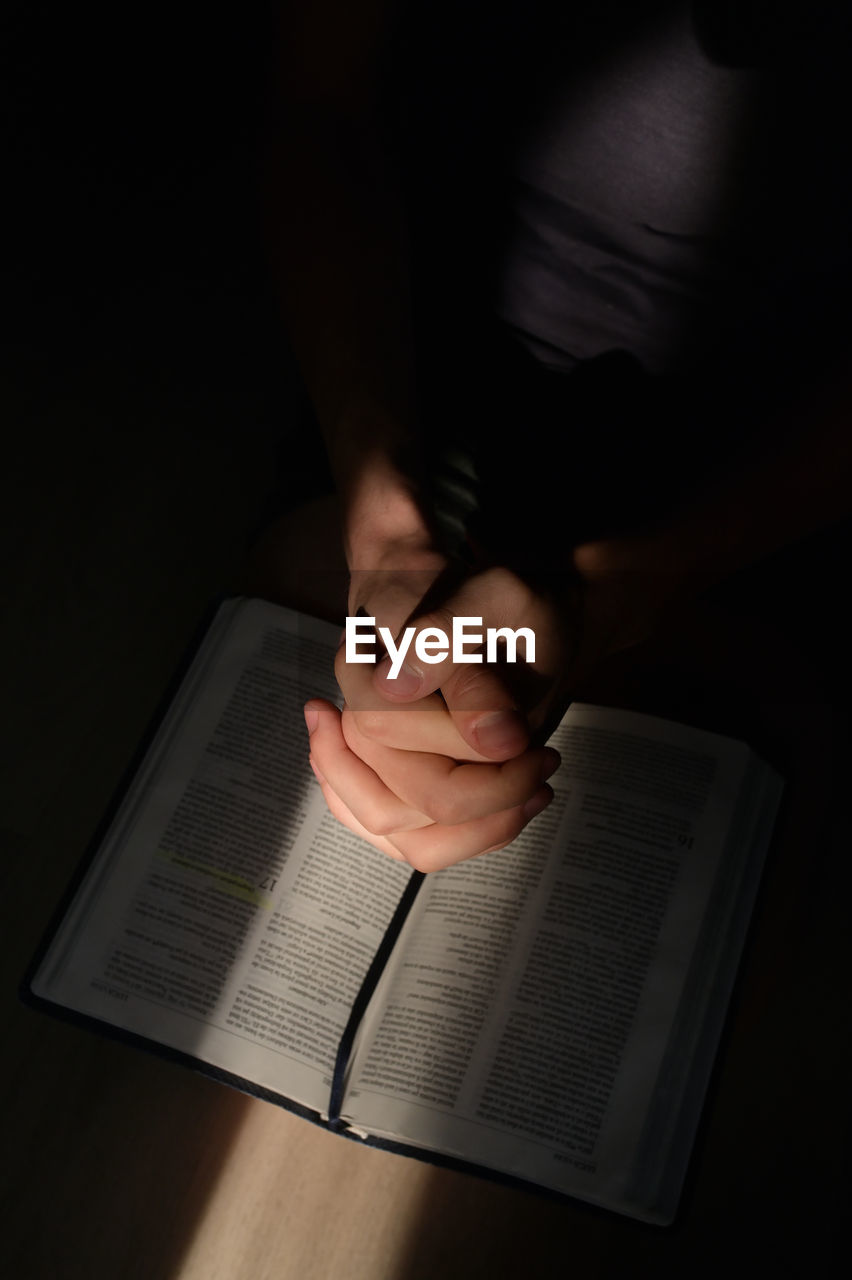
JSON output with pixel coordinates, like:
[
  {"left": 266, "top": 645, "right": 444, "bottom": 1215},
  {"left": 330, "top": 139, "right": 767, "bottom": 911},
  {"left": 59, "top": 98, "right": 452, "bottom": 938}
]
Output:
[
  {"left": 320, "top": 396, "right": 429, "bottom": 569},
  {"left": 573, "top": 529, "right": 693, "bottom": 590},
  {"left": 343, "top": 453, "right": 435, "bottom": 570},
  {"left": 571, "top": 529, "right": 699, "bottom": 659}
]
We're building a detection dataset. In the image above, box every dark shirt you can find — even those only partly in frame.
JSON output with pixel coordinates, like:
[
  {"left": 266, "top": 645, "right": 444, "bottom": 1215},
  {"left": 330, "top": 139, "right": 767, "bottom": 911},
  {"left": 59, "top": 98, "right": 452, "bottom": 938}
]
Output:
[
  {"left": 386, "top": 2, "right": 852, "bottom": 550},
  {"left": 392, "top": 1, "right": 851, "bottom": 379}
]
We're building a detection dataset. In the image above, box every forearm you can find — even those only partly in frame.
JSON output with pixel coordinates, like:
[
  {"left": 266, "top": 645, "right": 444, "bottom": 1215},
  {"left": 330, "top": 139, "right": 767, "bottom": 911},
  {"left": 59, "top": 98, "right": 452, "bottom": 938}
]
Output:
[
  {"left": 576, "top": 363, "right": 852, "bottom": 593},
  {"left": 266, "top": 6, "right": 425, "bottom": 553},
  {"left": 270, "top": 115, "right": 415, "bottom": 450}
]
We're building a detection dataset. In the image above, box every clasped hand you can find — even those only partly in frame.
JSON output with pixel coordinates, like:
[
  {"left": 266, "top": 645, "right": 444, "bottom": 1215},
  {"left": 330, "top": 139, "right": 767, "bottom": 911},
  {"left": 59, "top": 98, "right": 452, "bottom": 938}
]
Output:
[{"left": 304, "top": 555, "right": 573, "bottom": 872}]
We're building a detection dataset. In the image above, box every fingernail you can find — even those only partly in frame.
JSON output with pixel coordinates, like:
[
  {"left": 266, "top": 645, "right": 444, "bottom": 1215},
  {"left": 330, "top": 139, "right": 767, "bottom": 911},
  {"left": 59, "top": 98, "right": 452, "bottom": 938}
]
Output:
[
  {"left": 540, "top": 748, "right": 561, "bottom": 782},
  {"left": 472, "top": 710, "right": 527, "bottom": 755},
  {"left": 377, "top": 657, "right": 422, "bottom": 696},
  {"left": 522, "top": 787, "right": 553, "bottom": 822},
  {"left": 304, "top": 704, "right": 319, "bottom": 735},
  {"left": 309, "top": 756, "right": 326, "bottom": 783}
]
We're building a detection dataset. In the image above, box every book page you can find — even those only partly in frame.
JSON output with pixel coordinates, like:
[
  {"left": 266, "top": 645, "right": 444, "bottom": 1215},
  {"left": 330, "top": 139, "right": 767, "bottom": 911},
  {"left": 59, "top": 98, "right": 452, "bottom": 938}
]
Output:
[
  {"left": 342, "top": 704, "right": 779, "bottom": 1220},
  {"left": 31, "top": 599, "right": 411, "bottom": 1113}
]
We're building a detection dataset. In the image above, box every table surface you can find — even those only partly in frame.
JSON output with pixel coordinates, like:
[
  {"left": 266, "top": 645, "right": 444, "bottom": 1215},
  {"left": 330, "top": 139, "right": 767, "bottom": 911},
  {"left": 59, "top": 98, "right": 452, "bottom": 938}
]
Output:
[{"left": 3, "top": 422, "right": 850, "bottom": 1279}]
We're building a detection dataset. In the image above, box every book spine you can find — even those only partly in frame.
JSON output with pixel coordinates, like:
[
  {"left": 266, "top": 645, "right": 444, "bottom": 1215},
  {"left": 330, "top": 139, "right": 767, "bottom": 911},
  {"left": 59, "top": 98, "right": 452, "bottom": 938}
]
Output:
[{"left": 328, "top": 869, "right": 426, "bottom": 1128}]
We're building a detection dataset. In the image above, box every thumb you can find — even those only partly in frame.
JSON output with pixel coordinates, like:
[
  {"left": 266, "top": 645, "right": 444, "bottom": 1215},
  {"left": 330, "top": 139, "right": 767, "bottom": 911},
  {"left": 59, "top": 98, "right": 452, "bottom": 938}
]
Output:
[
  {"left": 348, "top": 564, "right": 441, "bottom": 650},
  {"left": 372, "top": 568, "right": 545, "bottom": 759},
  {"left": 337, "top": 560, "right": 448, "bottom": 714}
]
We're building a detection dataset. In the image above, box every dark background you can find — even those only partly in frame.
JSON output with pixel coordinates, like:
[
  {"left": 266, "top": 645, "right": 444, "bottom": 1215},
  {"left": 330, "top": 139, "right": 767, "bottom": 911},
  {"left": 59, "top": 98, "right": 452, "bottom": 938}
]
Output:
[
  {"left": 5, "top": 1, "right": 326, "bottom": 526},
  {"left": 6, "top": 0, "right": 851, "bottom": 697},
  {"left": 2, "top": 4, "right": 851, "bottom": 1276}
]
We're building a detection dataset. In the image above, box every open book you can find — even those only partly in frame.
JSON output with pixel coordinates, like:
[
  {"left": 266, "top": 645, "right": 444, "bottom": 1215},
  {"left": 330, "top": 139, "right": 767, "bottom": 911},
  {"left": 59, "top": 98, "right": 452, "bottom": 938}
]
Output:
[{"left": 25, "top": 598, "right": 782, "bottom": 1224}]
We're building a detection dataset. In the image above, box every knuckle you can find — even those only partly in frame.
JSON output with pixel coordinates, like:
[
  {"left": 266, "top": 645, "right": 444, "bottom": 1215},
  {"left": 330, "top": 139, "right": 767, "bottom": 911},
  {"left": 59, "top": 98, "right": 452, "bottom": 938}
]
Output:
[
  {"left": 483, "top": 567, "right": 534, "bottom": 618},
  {"left": 400, "top": 845, "right": 442, "bottom": 874},
  {"left": 354, "top": 793, "right": 404, "bottom": 837},
  {"left": 363, "top": 810, "right": 399, "bottom": 837},
  {"left": 427, "top": 790, "right": 463, "bottom": 827},
  {"left": 353, "top": 708, "right": 392, "bottom": 742},
  {"left": 389, "top": 829, "right": 445, "bottom": 873},
  {"left": 446, "top": 664, "right": 491, "bottom": 703}
]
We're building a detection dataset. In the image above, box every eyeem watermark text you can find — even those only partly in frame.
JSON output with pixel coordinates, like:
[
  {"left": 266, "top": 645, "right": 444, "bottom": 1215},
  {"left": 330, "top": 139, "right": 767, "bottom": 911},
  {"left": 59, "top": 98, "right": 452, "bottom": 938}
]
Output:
[{"left": 346, "top": 616, "right": 536, "bottom": 679}]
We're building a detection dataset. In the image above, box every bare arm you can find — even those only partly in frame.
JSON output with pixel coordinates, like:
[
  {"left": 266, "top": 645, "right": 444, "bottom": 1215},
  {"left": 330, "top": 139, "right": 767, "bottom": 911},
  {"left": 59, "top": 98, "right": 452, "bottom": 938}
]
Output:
[
  {"left": 266, "top": 0, "right": 429, "bottom": 561},
  {"left": 575, "top": 361, "right": 852, "bottom": 616},
  {"left": 272, "top": 6, "right": 852, "bottom": 869}
]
